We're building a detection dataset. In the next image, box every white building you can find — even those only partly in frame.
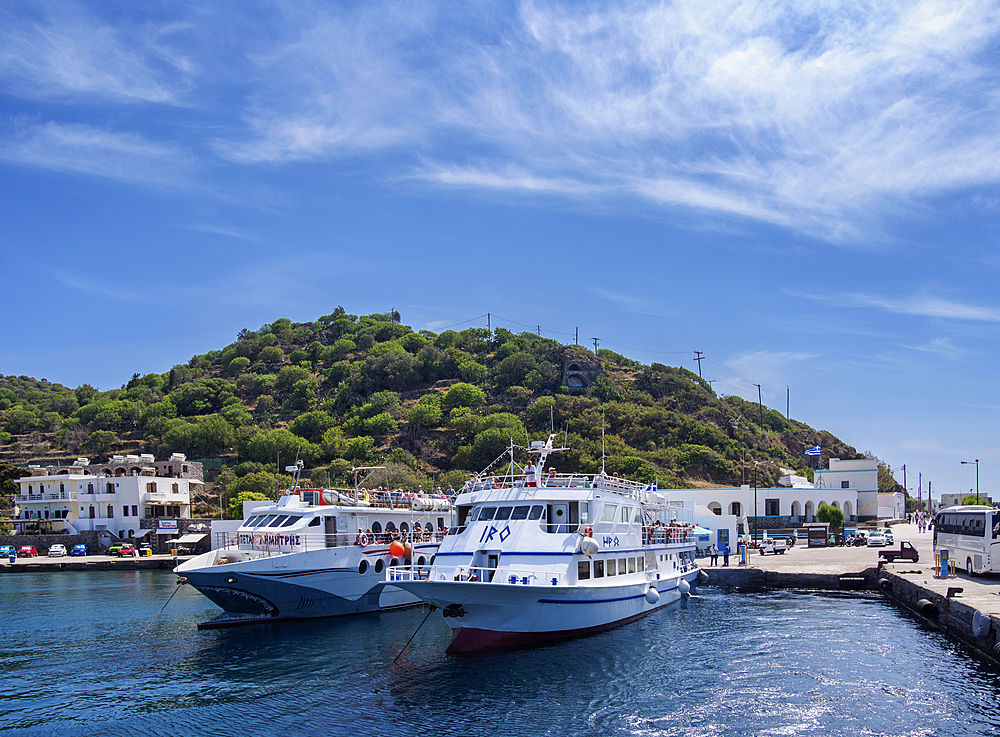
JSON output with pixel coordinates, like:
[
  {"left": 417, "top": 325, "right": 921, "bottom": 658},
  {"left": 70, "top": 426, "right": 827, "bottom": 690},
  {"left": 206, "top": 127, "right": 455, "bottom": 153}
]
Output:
[
  {"left": 661, "top": 483, "right": 857, "bottom": 527},
  {"left": 12, "top": 454, "right": 200, "bottom": 539},
  {"left": 813, "top": 458, "right": 879, "bottom": 520},
  {"left": 877, "top": 492, "right": 906, "bottom": 521}
]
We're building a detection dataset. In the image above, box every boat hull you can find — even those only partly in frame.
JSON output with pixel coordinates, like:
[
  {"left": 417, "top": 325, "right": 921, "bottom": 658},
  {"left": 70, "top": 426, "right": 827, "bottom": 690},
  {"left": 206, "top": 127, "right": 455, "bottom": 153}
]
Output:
[
  {"left": 177, "top": 544, "right": 437, "bottom": 628},
  {"left": 395, "top": 568, "right": 699, "bottom": 653}
]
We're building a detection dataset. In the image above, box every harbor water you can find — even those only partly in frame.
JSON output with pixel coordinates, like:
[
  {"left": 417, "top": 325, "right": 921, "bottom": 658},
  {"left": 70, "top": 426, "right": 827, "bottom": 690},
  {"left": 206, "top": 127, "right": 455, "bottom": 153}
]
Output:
[{"left": 1, "top": 570, "right": 998, "bottom": 736}]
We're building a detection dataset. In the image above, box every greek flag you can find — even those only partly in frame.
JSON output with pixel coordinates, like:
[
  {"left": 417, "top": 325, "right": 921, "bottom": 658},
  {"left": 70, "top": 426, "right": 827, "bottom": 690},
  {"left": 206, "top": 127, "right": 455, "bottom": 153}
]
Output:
[
  {"left": 804, "top": 445, "right": 821, "bottom": 456},
  {"left": 643, "top": 481, "right": 657, "bottom": 492}
]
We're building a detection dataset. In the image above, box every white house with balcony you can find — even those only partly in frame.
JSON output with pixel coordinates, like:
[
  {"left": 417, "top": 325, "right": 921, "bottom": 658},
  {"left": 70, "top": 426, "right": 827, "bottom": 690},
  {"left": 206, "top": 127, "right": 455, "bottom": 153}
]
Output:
[{"left": 12, "top": 454, "right": 200, "bottom": 539}]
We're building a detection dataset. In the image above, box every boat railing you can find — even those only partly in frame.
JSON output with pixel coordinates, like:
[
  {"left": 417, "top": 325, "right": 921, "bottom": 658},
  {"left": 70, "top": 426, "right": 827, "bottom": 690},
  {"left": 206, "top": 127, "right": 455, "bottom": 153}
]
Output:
[
  {"left": 213, "top": 529, "right": 447, "bottom": 556},
  {"left": 642, "top": 526, "right": 695, "bottom": 545},
  {"left": 390, "top": 564, "right": 567, "bottom": 586},
  {"left": 464, "top": 473, "right": 648, "bottom": 500}
]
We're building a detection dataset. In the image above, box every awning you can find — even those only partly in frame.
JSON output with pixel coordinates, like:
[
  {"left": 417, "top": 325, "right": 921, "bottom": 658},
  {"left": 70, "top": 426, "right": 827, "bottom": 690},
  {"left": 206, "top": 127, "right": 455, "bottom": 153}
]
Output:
[
  {"left": 172, "top": 533, "right": 208, "bottom": 545},
  {"left": 133, "top": 528, "right": 153, "bottom": 539},
  {"left": 692, "top": 526, "right": 713, "bottom": 536}
]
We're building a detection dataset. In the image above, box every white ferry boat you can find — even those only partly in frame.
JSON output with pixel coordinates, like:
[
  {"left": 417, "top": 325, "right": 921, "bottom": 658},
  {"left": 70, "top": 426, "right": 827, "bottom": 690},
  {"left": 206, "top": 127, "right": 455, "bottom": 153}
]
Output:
[
  {"left": 176, "top": 487, "right": 450, "bottom": 629},
  {"left": 390, "top": 435, "right": 703, "bottom": 653}
]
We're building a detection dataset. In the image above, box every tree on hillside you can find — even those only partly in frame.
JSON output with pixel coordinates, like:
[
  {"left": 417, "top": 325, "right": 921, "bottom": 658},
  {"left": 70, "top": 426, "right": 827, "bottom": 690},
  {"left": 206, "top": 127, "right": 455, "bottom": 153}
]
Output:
[{"left": 961, "top": 494, "right": 983, "bottom": 505}]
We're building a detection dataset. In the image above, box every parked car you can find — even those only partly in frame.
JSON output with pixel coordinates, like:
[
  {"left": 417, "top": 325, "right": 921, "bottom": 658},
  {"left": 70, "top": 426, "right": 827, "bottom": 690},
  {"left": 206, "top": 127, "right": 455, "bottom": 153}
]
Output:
[
  {"left": 106, "top": 543, "right": 127, "bottom": 556},
  {"left": 867, "top": 530, "right": 887, "bottom": 547},
  {"left": 17, "top": 545, "right": 38, "bottom": 558},
  {"left": 70, "top": 544, "right": 89, "bottom": 556},
  {"left": 117, "top": 545, "right": 137, "bottom": 557},
  {"left": 883, "top": 529, "right": 894, "bottom": 544},
  {"left": 0, "top": 545, "right": 16, "bottom": 558},
  {"left": 48, "top": 544, "right": 67, "bottom": 557}
]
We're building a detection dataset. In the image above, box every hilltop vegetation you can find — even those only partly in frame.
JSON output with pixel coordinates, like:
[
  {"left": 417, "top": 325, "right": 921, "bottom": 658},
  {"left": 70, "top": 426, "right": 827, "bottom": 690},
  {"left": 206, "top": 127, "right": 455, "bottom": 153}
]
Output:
[{"left": 0, "top": 309, "right": 863, "bottom": 512}]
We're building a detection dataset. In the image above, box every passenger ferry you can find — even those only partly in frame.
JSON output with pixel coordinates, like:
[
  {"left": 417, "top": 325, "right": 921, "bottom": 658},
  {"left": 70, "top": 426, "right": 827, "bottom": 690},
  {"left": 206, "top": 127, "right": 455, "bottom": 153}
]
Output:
[
  {"left": 176, "top": 486, "right": 450, "bottom": 629},
  {"left": 390, "top": 435, "right": 703, "bottom": 653}
]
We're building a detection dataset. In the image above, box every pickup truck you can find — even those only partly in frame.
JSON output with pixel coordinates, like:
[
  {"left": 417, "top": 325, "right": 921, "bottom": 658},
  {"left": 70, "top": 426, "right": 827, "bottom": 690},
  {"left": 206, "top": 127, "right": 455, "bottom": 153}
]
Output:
[
  {"left": 758, "top": 538, "right": 788, "bottom": 555},
  {"left": 878, "top": 541, "right": 919, "bottom": 563}
]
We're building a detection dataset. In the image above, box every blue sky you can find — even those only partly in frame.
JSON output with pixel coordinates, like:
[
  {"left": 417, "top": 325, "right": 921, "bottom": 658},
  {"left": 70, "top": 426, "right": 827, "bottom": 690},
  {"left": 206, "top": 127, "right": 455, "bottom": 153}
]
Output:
[{"left": 2, "top": 0, "right": 999, "bottom": 502}]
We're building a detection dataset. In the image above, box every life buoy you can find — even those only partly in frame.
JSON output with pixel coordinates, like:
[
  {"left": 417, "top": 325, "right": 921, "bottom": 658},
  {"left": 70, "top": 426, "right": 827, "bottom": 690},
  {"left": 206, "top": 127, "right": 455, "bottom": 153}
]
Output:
[
  {"left": 358, "top": 533, "right": 370, "bottom": 546},
  {"left": 584, "top": 525, "right": 593, "bottom": 538}
]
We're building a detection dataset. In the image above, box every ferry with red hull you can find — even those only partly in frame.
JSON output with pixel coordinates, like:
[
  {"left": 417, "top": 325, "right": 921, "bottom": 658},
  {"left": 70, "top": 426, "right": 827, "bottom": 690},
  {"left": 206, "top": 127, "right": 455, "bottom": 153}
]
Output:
[{"left": 390, "top": 434, "right": 703, "bottom": 653}]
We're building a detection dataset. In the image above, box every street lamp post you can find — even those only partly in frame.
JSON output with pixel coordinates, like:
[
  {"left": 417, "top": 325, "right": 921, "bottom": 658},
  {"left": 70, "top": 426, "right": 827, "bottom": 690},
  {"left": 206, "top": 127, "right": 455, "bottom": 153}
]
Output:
[{"left": 960, "top": 459, "right": 980, "bottom": 505}]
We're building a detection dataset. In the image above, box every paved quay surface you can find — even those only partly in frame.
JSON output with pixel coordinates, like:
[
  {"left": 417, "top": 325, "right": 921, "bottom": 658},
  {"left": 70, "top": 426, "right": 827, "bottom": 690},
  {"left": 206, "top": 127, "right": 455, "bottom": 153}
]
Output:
[
  {"left": 0, "top": 553, "right": 184, "bottom": 571},
  {"left": 705, "top": 523, "right": 1000, "bottom": 617}
]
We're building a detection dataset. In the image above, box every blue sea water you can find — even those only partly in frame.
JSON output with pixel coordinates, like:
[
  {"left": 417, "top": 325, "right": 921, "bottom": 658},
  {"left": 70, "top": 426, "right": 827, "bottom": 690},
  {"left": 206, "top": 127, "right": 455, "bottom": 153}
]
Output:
[{"left": 0, "top": 571, "right": 998, "bottom": 736}]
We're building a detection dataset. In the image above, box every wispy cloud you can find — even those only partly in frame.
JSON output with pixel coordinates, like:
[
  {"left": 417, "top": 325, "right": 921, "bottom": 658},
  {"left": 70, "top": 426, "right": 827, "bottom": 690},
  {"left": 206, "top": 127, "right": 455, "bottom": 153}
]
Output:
[
  {"left": 0, "top": 2, "right": 190, "bottom": 104},
  {"left": 713, "top": 350, "right": 817, "bottom": 403},
  {"left": 216, "top": 0, "right": 1000, "bottom": 242},
  {"left": 0, "top": 121, "right": 197, "bottom": 188},
  {"left": 790, "top": 289, "right": 1000, "bottom": 323},
  {"left": 588, "top": 287, "right": 666, "bottom": 316},
  {"left": 174, "top": 224, "right": 263, "bottom": 243}
]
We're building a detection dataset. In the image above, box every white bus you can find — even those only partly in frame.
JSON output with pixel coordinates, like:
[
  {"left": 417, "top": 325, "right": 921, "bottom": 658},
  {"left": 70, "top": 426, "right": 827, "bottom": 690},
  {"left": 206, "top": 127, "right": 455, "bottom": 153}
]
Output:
[{"left": 933, "top": 505, "right": 1000, "bottom": 575}]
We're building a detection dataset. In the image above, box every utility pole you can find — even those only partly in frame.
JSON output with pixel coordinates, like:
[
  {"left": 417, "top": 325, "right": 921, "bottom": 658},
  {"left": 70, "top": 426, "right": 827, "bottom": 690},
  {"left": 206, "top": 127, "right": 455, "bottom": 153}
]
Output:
[
  {"left": 693, "top": 351, "right": 704, "bottom": 378},
  {"left": 575, "top": 327, "right": 578, "bottom": 345},
  {"left": 487, "top": 313, "right": 490, "bottom": 332},
  {"left": 592, "top": 338, "right": 600, "bottom": 354},
  {"left": 537, "top": 325, "right": 541, "bottom": 336},
  {"left": 786, "top": 386, "right": 789, "bottom": 419},
  {"left": 918, "top": 472, "right": 922, "bottom": 506}
]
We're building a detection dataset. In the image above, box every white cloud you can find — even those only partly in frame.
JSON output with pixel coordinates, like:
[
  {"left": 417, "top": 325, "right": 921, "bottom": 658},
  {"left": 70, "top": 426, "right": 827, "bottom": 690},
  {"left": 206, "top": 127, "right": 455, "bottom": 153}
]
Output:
[
  {"left": 220, "top": 0, "right": 1000, "bottom": 241},
  {"left": 0, "top": 3, "right": 190, "bottom": 104},
  {"left": 0, "top": 121, "right": 195, "bottom": 188},
  {"left": 790, "top": 289, "right": 1000, "bottom": 323},
  {"left": 713, "top": 350, "right": 817, "bottom": 403}
]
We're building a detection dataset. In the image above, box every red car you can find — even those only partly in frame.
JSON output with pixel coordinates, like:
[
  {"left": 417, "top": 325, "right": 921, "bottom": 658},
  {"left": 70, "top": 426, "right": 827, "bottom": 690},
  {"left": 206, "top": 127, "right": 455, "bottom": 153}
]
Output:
[
  {"left": 117, "top": 545, "right": 137, "bottom": 557},
  {"left": 17, "top": 545, "right": 38, "bottom": 558}
]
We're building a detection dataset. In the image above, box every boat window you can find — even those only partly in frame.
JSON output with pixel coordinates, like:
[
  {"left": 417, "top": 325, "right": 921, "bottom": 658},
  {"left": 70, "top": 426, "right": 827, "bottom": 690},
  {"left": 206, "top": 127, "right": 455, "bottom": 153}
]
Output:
[
  {"left": 389, "top": 558, "right": 398, "bottom": 567},
  {"left": 280, "top": 516, "right": 299, "bottom": 527},
  {"left": 634, "top": 507, "right": 642, "bottom": 523},
  {"left": 621, "top": 507, "right": 630, "bottom": 523},
  {"left": 511, "top": 506, "right": 530, "bottom": 520},
  {"left": 372, "top": 521, "right": 382, "bottom": 534},
  {"left": 637, "top": 556, "right": 644, "bottom": 572},
  {"left": 628, "top": 557, "right": 636, "bottom": 573},
  {"left": 619, "top": 558, "right": 627, "bottom": 574},
  {"left": 386, "top": 521, "right": 396, "bottom": 532},
  {"left": 601, "top": 505, "right": 617, "bottom": 523},
  {"left": 528, "top": 505, "right": 543, "bottom": 520},
  {"left": 255, "top": 515, "right": 277, "bottom": 527},
  {"left": 495, "top": 506, "right": 512, "bottom": 521},
  {"left": 594, "top": 560, "right": 604, "bottom": 578},
  {"left": 607, "top": 559, "right": 616, "bottom": 576},
  {"left": 400, "top": 522, "right": 409, "bottom": 534},
  {"left": 308, "top": 517, "right": 321, "bottom": 527},
  {"left": 468, "top": 508, "right": 480, "bottom": 522},
  {"left": 244, "top": 516, "right": 260, "bottom": 528},
  {"left": 578, "top": 560, "right": 590, "bottom": 580},
  {"left": 358, "top": 560, "right": 368, "bottom": 574},
  {"left": 478, "top": 507, "right": 496, "bottom": 521},
  {"left": 267, "top": 515, "right": 289, "bottom": 527},
  {"left": 374, "top": 559, "right": 384, "bottom": 574}
]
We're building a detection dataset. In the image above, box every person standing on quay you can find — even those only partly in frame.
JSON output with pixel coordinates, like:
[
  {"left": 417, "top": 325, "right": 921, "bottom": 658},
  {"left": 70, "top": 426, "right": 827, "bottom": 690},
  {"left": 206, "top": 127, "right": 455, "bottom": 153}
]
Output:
[
  {"left": 709, "top": 543, "right": 719, "bottom": 566},
  {"left": 723, "top": 543, "right": 731, "bottom": 566}
]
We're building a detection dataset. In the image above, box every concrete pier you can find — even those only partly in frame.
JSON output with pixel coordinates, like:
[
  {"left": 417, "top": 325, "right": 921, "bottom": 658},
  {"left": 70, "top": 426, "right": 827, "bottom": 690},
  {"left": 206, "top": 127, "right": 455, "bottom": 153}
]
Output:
[{"left": 702, "top": 523, "right": 1000, "bottom": 665}]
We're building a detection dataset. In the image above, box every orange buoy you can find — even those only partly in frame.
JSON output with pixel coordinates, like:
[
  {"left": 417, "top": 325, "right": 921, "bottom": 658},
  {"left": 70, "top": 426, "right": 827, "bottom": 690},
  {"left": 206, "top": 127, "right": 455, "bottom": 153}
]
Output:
[{"left": 389, "top": 540, "right": 408, "bottom": 557}]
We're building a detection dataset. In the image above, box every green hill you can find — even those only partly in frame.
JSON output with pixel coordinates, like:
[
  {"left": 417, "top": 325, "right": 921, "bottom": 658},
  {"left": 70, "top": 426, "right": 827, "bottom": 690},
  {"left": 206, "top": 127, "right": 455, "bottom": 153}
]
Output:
[{"left": 0, "top": 308, "right": 864, "bottom": 515}]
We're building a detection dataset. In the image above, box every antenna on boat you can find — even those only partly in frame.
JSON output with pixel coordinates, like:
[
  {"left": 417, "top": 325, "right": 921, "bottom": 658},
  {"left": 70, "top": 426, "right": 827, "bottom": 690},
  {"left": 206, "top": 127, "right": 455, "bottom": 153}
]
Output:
[{"left": 550, "top": 404, "right": 554, "bottom": 433}]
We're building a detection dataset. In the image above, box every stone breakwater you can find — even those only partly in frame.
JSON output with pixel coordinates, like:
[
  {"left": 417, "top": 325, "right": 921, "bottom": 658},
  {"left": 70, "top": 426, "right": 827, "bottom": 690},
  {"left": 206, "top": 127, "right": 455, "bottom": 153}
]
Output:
[{"left": 704, "top": 564, "right": 1000, "bottom": 666}]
